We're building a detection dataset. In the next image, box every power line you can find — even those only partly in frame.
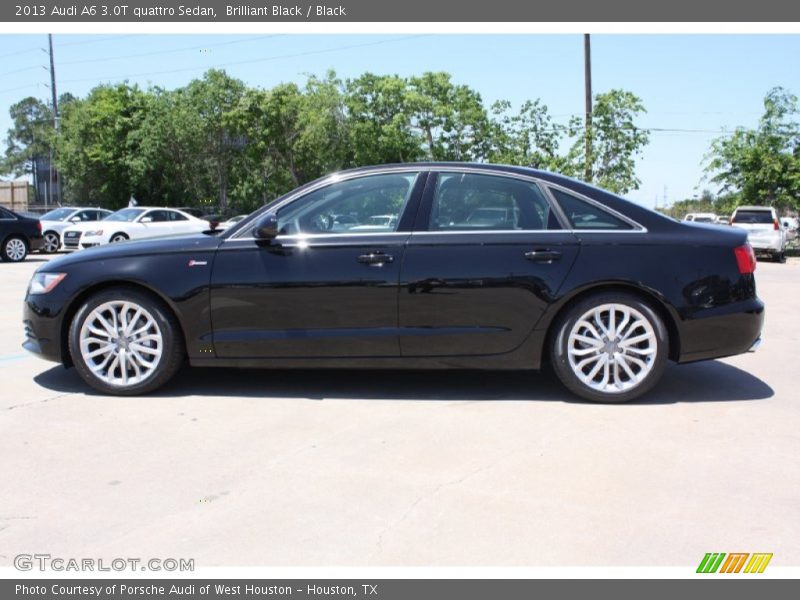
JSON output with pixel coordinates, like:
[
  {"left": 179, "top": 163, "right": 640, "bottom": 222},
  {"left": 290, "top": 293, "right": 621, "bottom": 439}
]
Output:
[
  {"left": 57, "top": 35, "right": 429, "bottom": 84},
  {"left": 0, "top": 35, "right": 280, "bottom": 79},
  {"left": 57, "top": 35, "right": 281, "bottom": 66}
]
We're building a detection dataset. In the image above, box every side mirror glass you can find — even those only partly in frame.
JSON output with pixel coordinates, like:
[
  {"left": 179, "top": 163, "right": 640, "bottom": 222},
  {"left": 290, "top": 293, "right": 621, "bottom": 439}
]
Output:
[{"left": 254, "top": 213, "right": 279, "bottom": 241}]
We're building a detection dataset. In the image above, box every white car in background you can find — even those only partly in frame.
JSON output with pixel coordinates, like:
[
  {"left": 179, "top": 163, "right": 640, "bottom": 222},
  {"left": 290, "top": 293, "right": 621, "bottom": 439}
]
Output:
[
  {"left": 730, "top": 205, "right": 787, "bottom": 263},
  {"left": 38, "top": 206, "right": 113, "bottom": 253},
  {"left": 215, "top": 214, "right": 247, "bottom": 231},
  {"left": 683, "top": 212, "right": 718, "bottom": 223},
  {"left": 61, "top": 207, "right": 210, "bottom": 251}
]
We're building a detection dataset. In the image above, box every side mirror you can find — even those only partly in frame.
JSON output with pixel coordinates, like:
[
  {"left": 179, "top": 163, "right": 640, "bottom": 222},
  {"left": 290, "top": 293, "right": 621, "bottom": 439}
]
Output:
[
  {"left": 140, "top": 216, "right": 153, "bottom": 223},
  {"left": 254, "top": 213, "right": 279, "bottom": 241},
  {"left": 69, "top": 216, "right": 80, "bottom": 223}
]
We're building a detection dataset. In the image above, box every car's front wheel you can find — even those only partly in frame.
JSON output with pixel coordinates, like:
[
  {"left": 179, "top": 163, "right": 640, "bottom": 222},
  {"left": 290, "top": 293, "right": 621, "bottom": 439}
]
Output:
[
  {"left": 2, "top": 236, "right": 28, "bottom": 262},
  {"left": 68, "top": 287, "right": 185, "bottom": 395},
  {"left": 550, "top": 292, "right": 668, "bottom": 403}
]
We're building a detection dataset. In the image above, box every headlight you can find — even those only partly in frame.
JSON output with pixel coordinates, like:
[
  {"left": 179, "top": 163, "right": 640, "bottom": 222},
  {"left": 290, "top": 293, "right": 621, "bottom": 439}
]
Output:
[
  {"left": 84, "top": 230, "right": 103, "bottom": 237},
  {"left": 28, "top": 272, "right": 67, "bottom": 295}
]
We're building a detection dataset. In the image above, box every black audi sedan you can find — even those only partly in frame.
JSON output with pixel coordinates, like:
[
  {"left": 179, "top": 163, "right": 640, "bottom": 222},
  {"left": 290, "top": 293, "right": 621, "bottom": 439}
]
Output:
[
  {"left": 1, "top": 206, "right": 44, "bottom": 262},
  {"left": 22, "top": 164, "right": 764, "bottom": 402}
]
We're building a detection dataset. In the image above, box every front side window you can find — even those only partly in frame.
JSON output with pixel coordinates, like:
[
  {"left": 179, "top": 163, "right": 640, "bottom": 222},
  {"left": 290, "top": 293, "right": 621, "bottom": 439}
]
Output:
[
  {"left": 550, "top": 188, "right": 633, "bottom": 230},
  {"left": 41, "top": 207, "right": 74, "bottom": 221},
  {"left": 276, "top": 172, "right": 418, "bottom": 235},
  {"left": 106, "top": 208, "right": 145, "bottom": 222},
  {"left": 429, "top": 173, "right": 560, "bottom": 231}
]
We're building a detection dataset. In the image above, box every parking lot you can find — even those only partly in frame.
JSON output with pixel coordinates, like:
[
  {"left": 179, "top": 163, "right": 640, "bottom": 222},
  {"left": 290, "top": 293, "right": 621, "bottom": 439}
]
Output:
[{"left": 1, "top": 254, "right": 798, "bottom": 567}]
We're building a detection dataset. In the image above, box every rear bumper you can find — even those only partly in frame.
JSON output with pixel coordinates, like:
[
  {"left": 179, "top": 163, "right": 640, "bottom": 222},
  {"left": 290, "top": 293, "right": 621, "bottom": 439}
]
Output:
[
  {"left": 677, "top": 298, "right": 765, "bottom": 363},
  {"left": 750, "top": 237, "right": 783, "bottom": 252},
  {"left": 29, "top": 235, "right": 44, "bottom": 252}
]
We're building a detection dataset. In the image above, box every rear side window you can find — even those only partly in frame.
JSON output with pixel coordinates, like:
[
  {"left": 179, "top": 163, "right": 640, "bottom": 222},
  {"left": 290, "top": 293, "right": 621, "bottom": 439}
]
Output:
[
  {"left": 430, "top": 173, "right": 561, "bottom": 231},
  {"left": 550, "top": 189, "right": 633, "bottom": 230},
  {"left": 732, "top": 210, "right": 774, "bottom": 224}
]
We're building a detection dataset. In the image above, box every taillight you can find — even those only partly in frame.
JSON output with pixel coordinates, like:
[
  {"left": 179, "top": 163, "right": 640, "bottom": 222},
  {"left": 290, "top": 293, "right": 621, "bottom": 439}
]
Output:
[
  {"left": 774, "top": 219, "right": 780, "bottom": 231},
  {"left": 36, "top": 221, "right": 42, "bottom": 232},
  {"left": 734, "top": 244, "right": 756, "bottom": 274}
]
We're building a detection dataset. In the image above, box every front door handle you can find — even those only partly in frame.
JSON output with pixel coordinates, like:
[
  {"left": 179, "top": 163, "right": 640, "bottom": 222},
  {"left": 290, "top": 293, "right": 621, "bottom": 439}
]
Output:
[
  {"left": 524, "top": 249, "right": 562, "bottom": 263},
  {"left": 357, "top": 252, "right": 394, "bottom": 266}
]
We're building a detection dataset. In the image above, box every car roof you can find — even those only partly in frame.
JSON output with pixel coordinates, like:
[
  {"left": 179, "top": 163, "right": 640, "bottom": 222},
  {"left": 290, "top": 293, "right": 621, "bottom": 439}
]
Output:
[{"left": 734, "top": 206, "right": 775, "bottom": 211}]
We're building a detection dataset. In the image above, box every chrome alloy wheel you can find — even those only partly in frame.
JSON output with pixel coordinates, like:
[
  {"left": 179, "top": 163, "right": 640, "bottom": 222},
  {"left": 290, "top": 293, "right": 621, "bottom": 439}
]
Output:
[
  {"left": 5, "top": 237, "right": 27, "bottom": 261},
  {"left": 78, "top": 300, "right": 163, "bottom": 387},
  {"left": 43, "top": 232, "right": 60, "bottom": 253},
  {"left": 566, "top": 303, "right": 657, "bottom": 394}
]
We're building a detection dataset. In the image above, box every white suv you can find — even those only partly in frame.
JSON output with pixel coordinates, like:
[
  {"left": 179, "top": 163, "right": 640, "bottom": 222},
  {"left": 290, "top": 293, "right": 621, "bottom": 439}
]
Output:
[{"left": 730, "top": 206, "right": 787, "bottom": 263}]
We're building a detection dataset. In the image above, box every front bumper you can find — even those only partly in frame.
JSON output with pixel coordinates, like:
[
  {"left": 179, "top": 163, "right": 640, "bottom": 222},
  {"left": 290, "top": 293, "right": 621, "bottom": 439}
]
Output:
[{"left": 22, "top": 297, "right": 66, "bottom": 364}]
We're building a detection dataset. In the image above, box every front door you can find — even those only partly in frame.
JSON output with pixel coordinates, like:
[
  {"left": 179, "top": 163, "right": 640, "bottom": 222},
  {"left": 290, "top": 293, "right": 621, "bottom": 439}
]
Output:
[{"left": 210, "top": 171, "right": 426, "bottom": 358}]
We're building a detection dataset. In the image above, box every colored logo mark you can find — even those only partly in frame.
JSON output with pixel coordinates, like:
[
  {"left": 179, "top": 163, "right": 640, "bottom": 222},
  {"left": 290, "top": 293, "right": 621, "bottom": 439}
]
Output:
[{"left": 697, "top": 552, "right": 773, "bottom": 573}]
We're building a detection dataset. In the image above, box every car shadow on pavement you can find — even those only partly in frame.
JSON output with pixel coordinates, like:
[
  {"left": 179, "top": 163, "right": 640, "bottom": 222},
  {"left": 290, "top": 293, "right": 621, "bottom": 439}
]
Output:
[{"left": 34, "top": 359, "right": 774, "bottom": 405}]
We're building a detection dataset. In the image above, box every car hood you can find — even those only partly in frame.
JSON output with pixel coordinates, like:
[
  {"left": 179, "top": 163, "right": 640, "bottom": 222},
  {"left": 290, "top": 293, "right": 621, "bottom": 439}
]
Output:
[{"left": 43, "top": 233, "right": 224, "bottom": 270}]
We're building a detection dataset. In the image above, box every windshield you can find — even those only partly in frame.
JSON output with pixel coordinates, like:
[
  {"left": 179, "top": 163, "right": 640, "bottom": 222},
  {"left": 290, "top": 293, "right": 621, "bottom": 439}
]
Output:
[
  {"left": 41, "top": 208, "right": 75, "bottom": 221},
  {"left": 733, "top": 210, "right": 773, "bottom": 224},
  {"left": 105, "top": 208, "right": 145, "bottom": 222}
]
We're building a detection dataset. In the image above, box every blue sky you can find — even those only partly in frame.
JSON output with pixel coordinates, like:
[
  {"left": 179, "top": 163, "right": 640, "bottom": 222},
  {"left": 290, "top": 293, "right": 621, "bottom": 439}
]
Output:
[{"left": 0, "top": 33, "right": 798, "bottom": 208}]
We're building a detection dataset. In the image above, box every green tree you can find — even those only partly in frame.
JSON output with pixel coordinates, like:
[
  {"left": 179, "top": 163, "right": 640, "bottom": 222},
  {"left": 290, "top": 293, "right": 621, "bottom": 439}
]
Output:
[
  {"left": 55, "top": 83, "right": 147, "bottom": 207},
  {"left": 704, "top": 87, "right": 800, "bottom": 212},
  {"left": 345, "top": 73, "right": 421, "bottom": 165},
  {"left": 571, "top": 89, "right": 650, "bottom": 194},
  {"left": 406, "top": 72, "right": 490, "bottom": 161},
  {"left": 2, "top": 97, "right": 54, "bottom": 177},
  {"left": 487, "top": 99, "right": 568, "bottom": 170}
]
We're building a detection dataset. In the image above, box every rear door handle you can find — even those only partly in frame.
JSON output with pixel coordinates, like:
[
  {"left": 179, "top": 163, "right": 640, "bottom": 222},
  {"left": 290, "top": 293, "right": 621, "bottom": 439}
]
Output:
[
  {"left": 357, "top": 252, "right": 394, "bottom": 266},
  {"left": 524, "top": 249, "right": 562, "bottom": 263}
]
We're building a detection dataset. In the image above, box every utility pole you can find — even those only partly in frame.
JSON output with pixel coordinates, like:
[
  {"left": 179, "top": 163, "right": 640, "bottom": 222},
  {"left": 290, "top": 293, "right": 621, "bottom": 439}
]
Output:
[
  {"left": 583, "top": 33, "right": 593, "bottom": 183},
  {"left": 47, "top": 34, "right": 60, "bottom": 207}
]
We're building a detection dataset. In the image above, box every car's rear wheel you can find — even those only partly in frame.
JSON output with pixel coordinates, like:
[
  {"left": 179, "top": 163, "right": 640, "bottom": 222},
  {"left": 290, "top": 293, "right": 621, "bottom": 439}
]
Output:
[
  {"left": 42, "top": 231, "right": 60, "bottom": 253},
  {"left": 774, "top": 250, "right": 787, "bottom": 263},
  {"left": 68, "top": 287, "right": 185, "bottom": 395},
  {"left": 2, "top": 236, "right": 28, "bottom": 262},
  {"left": 110, "top": 233, "right": 129, "bottom": 243},
  {"left": 550, "top": 292, "right": 668, "bottom": 403}
]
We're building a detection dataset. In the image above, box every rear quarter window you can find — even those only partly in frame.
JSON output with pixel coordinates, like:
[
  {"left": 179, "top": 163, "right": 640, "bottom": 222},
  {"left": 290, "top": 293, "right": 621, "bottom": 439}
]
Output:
[{"left": 550, "top": 188, "right": 633, "bottom": 230}]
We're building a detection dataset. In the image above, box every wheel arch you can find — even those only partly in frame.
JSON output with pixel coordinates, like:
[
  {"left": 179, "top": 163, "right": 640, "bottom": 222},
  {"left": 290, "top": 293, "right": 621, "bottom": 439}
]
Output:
[
  {"left": 541, "top": 282, "right": 681, "bottom": 363},
  {"left": 60, "top": 280, "right": 187, "bottom": 368}
]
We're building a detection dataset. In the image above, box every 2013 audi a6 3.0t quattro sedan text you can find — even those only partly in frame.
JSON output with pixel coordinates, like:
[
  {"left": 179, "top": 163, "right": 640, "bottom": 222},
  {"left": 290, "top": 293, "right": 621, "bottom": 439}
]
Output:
[{"left": 22, "top": 164, "right": 764, "bottom": 403}]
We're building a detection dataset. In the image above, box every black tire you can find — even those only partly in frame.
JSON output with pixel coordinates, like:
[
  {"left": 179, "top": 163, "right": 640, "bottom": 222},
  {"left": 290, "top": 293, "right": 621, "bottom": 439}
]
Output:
[
  {"left": 42, "top": 231, "right": 60, "bottom": 254},
  {"left": 550, "top": 292, "right": 669, "bottom": 403},
  {"left": 1, "top": 235, "right": 28, "bottom": 262},
  {"left": 776, "top": 251, "right": 787, "bottom": 264},
  {"left": 110, "top": 233, "right": 129, "bottom": 243},
  {"left": 68, "top": 287, "right": 185, "bottom": 395}
]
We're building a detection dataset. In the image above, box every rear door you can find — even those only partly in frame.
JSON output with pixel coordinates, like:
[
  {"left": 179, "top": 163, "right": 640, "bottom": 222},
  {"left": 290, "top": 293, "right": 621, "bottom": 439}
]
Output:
[{"left": 398, "top": 170, "right": 580, "bottom": 357}]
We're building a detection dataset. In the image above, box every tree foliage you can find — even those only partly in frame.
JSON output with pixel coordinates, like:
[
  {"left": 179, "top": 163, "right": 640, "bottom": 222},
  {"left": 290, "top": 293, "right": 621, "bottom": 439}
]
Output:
[
  {"left": 3, "top": 69, "right": 652, "bottom": 213},
  {"left": 705, "top": 87, "right": 800, "bottom": 212}
]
